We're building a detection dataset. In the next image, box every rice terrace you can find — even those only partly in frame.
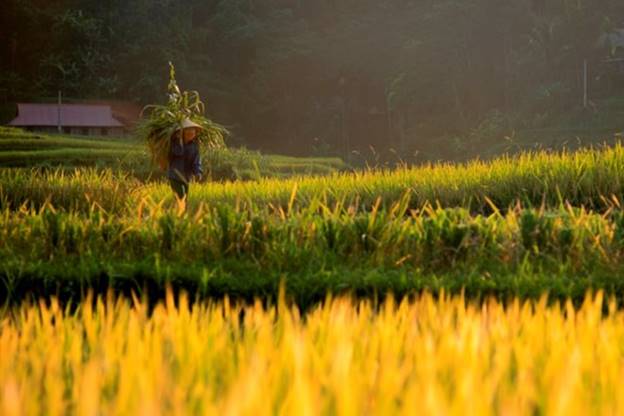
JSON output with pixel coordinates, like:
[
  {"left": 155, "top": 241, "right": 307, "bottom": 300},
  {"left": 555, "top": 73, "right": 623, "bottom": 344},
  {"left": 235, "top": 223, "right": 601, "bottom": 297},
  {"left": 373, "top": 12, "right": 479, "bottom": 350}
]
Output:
[{"left": 3, "top": 1, "right": 624, "bottom": 415}]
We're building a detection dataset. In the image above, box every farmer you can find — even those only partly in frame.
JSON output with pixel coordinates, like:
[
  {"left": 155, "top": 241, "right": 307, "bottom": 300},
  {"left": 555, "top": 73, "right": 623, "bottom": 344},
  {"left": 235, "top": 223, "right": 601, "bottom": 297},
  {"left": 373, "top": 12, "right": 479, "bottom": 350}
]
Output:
[{"left": 168, "top": 118, "right": 203, "bottom": 201}]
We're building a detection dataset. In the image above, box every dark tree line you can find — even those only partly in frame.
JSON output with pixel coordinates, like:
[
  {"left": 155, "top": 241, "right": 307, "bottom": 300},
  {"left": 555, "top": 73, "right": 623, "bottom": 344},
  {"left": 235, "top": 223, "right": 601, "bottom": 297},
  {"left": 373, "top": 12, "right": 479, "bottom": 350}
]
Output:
[{"left": 1, "top": 0, "right": 623, "bottom": 159}]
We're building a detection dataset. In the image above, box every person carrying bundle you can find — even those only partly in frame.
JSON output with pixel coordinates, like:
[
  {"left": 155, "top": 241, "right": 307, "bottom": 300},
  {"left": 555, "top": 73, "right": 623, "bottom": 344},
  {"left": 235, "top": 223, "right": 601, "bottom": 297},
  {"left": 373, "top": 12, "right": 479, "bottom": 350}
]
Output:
[
  {"left": 167, "top": 118, "right": 203, "bottom": 201},
  {"left": 139, "top": 62, "right": 228, "bottom": 207}
]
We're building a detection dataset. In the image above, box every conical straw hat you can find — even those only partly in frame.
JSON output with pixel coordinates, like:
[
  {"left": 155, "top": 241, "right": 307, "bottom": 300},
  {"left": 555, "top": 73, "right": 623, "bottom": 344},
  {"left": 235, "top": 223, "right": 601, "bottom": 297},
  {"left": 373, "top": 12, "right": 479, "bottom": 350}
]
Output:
[{"left": 175, "top": 118, "right": 203, "bottom": 131}]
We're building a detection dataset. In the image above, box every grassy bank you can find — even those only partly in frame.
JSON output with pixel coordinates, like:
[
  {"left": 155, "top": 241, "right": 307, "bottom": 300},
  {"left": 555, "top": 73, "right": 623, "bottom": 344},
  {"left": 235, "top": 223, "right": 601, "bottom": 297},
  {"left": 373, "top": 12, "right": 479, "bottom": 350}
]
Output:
[
  {"left": 3, "top": 134, "right": 624, "bottom": 304},
  {"left": 2, "top": 142, "right": 624, "bottom": 214},
  {"left": 2, "top": 203, "right": 624, "bottom": 305},
  {"left": 0, "top": 127, "right": 348, "bottom": 178}
]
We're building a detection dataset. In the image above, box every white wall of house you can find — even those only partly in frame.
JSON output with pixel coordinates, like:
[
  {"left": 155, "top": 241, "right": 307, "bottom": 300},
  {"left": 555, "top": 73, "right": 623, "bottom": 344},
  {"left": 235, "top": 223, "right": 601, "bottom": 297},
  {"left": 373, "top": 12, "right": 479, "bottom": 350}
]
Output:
[{"left": 26, "top": 126, "right": 125, "bottom": 137}]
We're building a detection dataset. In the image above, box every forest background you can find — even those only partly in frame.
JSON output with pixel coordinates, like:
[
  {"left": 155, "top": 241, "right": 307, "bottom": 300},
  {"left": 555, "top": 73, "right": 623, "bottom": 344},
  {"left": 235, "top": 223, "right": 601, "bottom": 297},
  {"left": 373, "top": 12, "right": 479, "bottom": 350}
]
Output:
[{"left": 1, "top": 0, "right": 624, "bottom": 162}]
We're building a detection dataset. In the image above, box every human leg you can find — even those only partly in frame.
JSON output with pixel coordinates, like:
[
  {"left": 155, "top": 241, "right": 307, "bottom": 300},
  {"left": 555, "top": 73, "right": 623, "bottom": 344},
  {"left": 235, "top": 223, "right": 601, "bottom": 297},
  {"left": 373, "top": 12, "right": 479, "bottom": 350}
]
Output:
[{"left": 169, "top": 178, "right": 188, "bottom": 200}]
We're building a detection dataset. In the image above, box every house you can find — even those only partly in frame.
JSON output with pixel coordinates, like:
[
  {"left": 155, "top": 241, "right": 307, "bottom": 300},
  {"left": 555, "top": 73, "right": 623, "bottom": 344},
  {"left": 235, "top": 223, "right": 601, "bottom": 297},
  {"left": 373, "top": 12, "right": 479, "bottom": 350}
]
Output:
[
  {"left": 84, "top": 100, "right": 143, "bottom": 130},
  {"left": 8, "top": 103, "right": 125, "bottom": 136}
]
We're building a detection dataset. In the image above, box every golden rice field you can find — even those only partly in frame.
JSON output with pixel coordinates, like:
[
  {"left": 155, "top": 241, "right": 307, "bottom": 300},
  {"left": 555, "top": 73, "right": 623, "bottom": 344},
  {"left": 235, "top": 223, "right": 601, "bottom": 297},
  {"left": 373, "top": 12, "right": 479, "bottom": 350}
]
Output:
[{"left": 1, "top": 291, "right": 624, "bottom": 415}]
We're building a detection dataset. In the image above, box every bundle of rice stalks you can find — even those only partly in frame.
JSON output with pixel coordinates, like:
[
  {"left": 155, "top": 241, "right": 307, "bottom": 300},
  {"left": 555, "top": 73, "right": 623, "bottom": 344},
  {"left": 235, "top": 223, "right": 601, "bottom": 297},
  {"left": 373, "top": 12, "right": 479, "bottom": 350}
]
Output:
[{"left": 137, "top": 62, "right": 228, "bottom": 170}]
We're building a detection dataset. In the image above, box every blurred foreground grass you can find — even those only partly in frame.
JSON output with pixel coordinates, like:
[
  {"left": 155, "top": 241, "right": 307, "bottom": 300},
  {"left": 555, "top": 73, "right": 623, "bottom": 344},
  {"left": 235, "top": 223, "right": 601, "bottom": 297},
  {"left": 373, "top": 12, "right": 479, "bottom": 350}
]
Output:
[{"left": 0, "top": 291, "right": 621, "bottom": 415}]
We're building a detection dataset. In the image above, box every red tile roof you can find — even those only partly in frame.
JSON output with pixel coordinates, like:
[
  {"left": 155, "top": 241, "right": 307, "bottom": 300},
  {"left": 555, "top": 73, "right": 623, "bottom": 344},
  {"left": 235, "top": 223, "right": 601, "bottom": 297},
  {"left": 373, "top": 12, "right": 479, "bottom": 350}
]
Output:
[
  {"left": 84, "top": 100, "right": 142, "bottom": 126},
  {"left": 9, "top": 103, "right": 124, "bottom": 127}
]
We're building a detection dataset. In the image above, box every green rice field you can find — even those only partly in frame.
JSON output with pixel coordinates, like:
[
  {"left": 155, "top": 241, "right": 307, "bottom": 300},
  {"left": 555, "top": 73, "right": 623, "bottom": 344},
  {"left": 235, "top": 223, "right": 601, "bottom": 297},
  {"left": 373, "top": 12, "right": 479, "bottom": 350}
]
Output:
[
  {"left": 0, "top": 127, "right": 347, "bottom": 178},
  {"left": 2, "top": 128, "right": 624, "bottom": 305}
]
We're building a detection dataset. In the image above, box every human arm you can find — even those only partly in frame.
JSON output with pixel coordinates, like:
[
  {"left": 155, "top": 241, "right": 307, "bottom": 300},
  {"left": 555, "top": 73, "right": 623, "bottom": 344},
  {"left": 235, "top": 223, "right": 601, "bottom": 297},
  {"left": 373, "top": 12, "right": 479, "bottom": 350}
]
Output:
[{"left": 192, "top": 141, "right": 203, "bottom": 181}]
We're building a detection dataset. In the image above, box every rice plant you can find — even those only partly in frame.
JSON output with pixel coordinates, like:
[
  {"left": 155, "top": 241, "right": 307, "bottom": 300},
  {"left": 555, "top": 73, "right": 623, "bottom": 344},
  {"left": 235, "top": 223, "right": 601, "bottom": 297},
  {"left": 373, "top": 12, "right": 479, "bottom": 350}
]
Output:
[
  {"left": 3, "top": 142, "right": 624, "bottom": 215},
  {"left": 1, "top": 196, "right": 624, "bottom": 303},
  {"left": 2, "top": 142, "right": 624, "bottom": 303},
  {"left": 1, "top": 291, "right": 623, "bottom": 415}
]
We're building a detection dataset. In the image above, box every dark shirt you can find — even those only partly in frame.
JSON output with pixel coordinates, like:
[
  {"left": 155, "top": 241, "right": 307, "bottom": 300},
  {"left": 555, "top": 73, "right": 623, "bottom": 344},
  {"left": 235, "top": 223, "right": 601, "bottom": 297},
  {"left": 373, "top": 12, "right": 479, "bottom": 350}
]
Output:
[{"left": 167, "top": 138, "right": 202, "bottom": 183}]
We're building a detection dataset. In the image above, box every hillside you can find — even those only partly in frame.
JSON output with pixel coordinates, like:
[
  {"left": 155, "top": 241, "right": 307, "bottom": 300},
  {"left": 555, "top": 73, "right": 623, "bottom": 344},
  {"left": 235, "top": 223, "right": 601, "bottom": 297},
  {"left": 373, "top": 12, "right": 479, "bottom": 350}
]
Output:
[{"left": 0, "top": 127, "right": 348, "bottom": 179}]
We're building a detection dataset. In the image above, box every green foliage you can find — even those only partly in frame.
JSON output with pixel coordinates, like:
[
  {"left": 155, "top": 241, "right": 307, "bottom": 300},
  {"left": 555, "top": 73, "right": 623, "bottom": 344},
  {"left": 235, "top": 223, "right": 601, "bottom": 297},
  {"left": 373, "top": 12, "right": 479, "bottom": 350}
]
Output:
[
  {"left": 201, "top": 147, "right": 349, "bottom": 181},
  {"left": 137, "top": 63, "right": 228, "bottom": 170},
  {"left": 0, "top": 127, "right": 147, "bottom": 174},
  {"left": 3, "top": 0, "right": 624, "bottom": 159},
  {"left": 3, "top": 143, "right": 624, "bottom": 214},
  {"left": 201, "top": 147, "right": 265, "bottom": 181},
  {"left": 2, "top": 198, "right": 624, "bottom": 306},
  {"left": 0, "top": 128, "right": 345, "bottom": 180},
  {"left": 1, "top": 143, "right": 624, "bottom": 304}
]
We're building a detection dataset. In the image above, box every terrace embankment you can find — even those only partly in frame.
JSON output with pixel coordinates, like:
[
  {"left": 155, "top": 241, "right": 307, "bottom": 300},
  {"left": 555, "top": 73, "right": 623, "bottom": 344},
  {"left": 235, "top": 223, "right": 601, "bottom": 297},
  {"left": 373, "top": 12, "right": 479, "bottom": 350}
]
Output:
[{"left": 2, "top": 144, "right": 624, "bottom": 305}]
